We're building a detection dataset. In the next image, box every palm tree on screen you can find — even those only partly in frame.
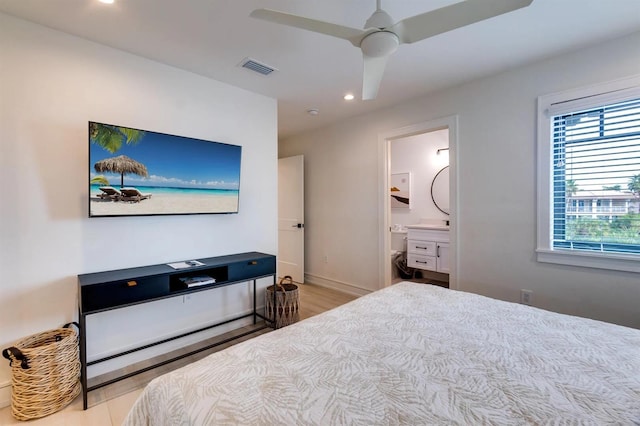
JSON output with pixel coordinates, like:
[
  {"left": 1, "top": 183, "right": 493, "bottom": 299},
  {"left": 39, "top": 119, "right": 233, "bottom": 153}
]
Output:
[
  {"left": 90, "top": 175, "right": 110, "bottom": 186},
  {"left": 90, "top": 122, "right": 145, "bottom": 153}
]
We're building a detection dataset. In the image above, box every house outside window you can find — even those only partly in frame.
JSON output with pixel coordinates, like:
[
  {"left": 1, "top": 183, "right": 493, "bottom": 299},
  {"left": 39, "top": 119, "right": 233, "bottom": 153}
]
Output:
[{"left": 537, "top": 76, "right": 640, "bottom": 273}]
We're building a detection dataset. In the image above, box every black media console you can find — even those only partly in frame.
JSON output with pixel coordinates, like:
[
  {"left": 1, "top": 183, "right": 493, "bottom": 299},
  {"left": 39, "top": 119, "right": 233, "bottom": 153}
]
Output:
[{"left": 77, "top": 251, "right": 276, "bottom": 409}]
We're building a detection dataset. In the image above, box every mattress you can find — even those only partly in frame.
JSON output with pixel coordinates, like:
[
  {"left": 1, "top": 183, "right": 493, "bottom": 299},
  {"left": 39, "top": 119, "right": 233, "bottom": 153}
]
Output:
[{"left": 123, "top": 282, "right": 640, "bottom": 425}]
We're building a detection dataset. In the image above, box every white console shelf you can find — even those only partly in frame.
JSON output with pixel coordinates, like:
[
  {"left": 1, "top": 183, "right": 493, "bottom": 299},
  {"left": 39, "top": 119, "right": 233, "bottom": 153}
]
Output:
[{"left": 406, "top": 225, "right": 450, "bottom": 274}]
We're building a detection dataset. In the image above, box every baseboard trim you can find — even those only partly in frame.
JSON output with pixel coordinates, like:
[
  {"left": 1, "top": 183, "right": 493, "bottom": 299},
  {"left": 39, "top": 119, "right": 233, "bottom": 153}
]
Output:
[
  {"left": 0, "top": 380, "right": 10, "bottom": 409},
  {"left": 304, "top": 273, "right": 372, "bottom": 297}
]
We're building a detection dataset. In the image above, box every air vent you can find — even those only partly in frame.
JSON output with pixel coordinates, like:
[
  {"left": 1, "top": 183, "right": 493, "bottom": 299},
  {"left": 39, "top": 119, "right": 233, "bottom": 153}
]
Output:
[{"left": 239, "top": 58, "right": 277, "bottom": 76}]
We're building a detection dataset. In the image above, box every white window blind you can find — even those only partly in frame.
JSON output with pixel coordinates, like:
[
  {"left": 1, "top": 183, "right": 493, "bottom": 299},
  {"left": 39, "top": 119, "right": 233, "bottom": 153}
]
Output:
[{"left": 551, "top": 97, "right": 640, "bottom": 254}]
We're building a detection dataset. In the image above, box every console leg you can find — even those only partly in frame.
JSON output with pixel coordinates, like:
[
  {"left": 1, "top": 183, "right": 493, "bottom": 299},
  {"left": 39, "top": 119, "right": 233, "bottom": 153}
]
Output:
[
  {"left": 272, "top": 275, "right": 278, "bottom": 329},
  {"left": 253, "top": 279, "right": 257, "bottom": 325}
]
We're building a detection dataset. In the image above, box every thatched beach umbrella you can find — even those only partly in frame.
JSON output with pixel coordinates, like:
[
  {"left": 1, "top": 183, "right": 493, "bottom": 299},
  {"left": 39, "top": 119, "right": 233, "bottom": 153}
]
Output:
[{"left": 94, "top": 155, "right": 148, "bottom": 188}]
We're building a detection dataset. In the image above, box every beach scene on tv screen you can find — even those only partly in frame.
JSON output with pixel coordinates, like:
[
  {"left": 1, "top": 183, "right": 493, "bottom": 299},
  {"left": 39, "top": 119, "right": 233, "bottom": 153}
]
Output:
[{"left": 89, "top": 122, "right": 241, "bottom": 216}]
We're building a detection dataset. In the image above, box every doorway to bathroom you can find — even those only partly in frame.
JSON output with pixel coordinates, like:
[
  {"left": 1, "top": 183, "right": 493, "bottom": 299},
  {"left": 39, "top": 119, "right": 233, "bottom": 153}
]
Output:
[
  {"left": 390, "top": 129, "right": 449, "bottom": 285},
  {"left": 377, "top": 116, "right": 458, "bottom": 289}
]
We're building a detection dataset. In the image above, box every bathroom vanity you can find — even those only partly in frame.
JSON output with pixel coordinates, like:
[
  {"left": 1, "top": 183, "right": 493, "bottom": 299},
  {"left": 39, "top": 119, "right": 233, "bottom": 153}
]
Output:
[{"left": 406, "top": 225, "right": 449, "bottom": 274}]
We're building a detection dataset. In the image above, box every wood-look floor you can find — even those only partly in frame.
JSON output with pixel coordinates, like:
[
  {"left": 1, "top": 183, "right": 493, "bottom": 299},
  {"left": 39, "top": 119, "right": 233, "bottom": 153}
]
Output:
[{"left": 0, "top": 283, "right": 358, "bottom": 425}]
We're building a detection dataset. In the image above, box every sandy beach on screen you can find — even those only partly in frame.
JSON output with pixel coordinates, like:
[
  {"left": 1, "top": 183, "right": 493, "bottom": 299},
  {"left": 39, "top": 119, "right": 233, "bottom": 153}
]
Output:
[{"left": 90, "top": 192, "right": 238, "bottom": 216}]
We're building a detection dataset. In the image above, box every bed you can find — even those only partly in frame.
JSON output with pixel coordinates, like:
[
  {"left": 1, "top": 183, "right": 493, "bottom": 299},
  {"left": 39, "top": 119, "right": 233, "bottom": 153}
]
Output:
[{"left": 124, "top": 282, "right": 640, "bottom": 425}]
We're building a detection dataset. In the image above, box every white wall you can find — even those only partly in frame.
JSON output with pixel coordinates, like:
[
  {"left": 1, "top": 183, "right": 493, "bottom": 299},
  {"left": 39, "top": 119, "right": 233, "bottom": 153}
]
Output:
[
  {"left": 0, "top": 13, "right": 277, "bottom": 400},
  {"left": 390, "top": 129, "right": 449, "bottom": 228},
  {"left": 279, "top": 31, "right": 640, "bottom": 328}
]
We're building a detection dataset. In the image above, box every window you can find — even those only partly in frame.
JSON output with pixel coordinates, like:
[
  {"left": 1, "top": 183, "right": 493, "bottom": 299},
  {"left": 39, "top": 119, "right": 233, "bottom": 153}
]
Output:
[{"left": 537, "top": 76, "right": 640, "bottom": 272}]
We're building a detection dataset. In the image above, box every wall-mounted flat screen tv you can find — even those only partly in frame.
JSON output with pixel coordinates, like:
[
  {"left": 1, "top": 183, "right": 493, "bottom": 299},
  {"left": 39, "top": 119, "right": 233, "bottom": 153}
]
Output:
[{"left": 89, "top": 121, "right": 241, "bottom": 217}]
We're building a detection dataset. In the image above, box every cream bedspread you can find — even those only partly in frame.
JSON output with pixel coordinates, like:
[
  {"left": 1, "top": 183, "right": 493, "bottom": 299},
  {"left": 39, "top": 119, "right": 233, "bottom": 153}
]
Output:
[{"left": 124, "top": 282, "right": 640, "bottom": 425}]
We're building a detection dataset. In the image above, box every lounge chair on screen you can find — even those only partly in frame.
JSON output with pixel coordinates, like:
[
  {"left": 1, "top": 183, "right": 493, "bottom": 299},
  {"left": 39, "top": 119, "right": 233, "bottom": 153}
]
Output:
[
  {"left": 121, "top": 187, "right": 152, "bottom": 202},
  {"left": 98, "top": 186, "right": 122, "bottom": 201}
]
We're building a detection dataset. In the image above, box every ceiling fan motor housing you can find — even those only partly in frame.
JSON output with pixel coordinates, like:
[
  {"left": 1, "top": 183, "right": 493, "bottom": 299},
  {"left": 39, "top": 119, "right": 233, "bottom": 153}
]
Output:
[
  {"left": 360, "top": 31, "right": 399, "bottom": 57},
  {"left": 364, "top": 9, "right": 394, "bottom": 29}
]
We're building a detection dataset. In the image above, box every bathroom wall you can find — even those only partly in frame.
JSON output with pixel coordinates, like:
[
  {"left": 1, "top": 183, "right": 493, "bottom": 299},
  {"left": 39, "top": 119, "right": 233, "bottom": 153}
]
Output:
[{"left": 390, "top": 129, "right": 449, "bottom": 229}]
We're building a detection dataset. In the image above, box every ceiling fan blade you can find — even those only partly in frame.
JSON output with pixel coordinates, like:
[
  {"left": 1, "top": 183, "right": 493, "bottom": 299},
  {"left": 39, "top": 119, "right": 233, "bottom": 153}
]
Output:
[
  {"left": 362, "top": 54, "right": 390, "bottom": 100},
  {"left": 250, "top": 9, "right": 366, "bottom": 47},
  {"left": 392, "top": 0, "right": 534, "bottom": 44}
]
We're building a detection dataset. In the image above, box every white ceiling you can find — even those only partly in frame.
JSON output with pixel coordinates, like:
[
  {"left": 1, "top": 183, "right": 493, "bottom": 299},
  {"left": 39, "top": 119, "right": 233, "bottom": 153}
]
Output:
[{"left": 1, "top": 0, "right": 639, "bottom": 138}]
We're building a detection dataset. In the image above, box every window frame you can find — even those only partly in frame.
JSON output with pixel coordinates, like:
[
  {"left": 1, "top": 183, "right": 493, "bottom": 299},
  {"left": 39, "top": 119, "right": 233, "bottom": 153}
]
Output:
[{"left": 536, "top": 75, "right": 640, "bottom": 273}]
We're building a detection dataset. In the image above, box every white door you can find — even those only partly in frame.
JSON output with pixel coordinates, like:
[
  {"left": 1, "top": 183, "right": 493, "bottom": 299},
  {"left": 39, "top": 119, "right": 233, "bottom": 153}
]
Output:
[{"left": 278, "top": 155, "right": 304, "bottom": 282}]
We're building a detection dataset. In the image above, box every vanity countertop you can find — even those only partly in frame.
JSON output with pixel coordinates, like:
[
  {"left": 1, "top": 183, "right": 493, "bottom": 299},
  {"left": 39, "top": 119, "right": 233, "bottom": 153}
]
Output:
[{"left": 406, "top": 224, "right": 449, "bottom": 231}]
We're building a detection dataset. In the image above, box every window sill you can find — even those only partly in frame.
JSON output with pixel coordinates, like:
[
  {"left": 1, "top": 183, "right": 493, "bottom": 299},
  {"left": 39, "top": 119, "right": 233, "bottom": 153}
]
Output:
[{"left": 536, "top": 249, "right": 640, "bottom": 273}]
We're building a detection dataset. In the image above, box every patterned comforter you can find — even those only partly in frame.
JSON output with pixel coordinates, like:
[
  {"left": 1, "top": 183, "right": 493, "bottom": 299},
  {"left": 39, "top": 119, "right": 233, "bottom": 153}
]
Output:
[{"left": 124, "top": 282, "right": 640, "bottom": 425}]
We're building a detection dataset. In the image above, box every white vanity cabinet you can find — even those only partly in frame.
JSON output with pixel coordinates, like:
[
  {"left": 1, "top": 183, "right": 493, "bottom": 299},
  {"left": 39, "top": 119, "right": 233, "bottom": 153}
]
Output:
[{"left": 406, "top": 226, "right": 449, "bottom": 274}]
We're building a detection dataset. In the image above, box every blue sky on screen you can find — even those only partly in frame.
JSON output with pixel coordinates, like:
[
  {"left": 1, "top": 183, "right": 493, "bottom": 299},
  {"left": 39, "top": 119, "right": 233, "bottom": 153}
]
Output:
[{"left": 89, "top": 126, "right": 241, "bottom": 190}]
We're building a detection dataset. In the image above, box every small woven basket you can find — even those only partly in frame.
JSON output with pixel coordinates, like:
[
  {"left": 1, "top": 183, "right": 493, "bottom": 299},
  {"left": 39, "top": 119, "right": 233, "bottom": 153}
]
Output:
[
  {"left": 2, "top": 323, "right": 81, "bottom": 421},
  {"left": 265, "top": 276, "right": 300, "bottom": 328}
]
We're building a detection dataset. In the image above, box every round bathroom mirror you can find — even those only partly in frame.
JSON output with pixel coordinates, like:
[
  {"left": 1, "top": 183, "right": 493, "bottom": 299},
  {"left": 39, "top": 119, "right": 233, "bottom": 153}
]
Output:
[{"left": 431, "top": 166, "right": 450, "bottom": 215}]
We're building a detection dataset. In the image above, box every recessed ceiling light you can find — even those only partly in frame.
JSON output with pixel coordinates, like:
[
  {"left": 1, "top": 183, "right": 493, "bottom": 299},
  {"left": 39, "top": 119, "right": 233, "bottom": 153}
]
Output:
[
  {"left": 99, "top": 0, "right": 114, "bottom": 4},
  {"left": 307, "top": 108, "right": 319, "bottom": 116},
  {"left": 343, "top": 93, "right": 355, "bottom": 101}
]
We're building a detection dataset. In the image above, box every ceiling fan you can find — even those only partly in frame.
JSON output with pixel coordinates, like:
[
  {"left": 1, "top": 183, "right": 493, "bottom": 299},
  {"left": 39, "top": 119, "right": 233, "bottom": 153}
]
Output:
[{"left": 250, "top": 0, "right": 533, "bottom": 100}]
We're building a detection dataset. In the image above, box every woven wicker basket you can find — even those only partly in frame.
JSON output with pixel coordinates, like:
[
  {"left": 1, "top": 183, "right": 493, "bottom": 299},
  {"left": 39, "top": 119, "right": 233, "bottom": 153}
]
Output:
[
  {"left": 265, "top": 276, "right": 300, "bottom": 328},
  {"left": 2, "top": 323, "right": 81, "bottom": 421}
]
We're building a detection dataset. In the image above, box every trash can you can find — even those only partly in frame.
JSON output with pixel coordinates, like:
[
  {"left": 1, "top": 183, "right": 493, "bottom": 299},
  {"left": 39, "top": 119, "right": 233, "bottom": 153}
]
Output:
[{"left": 2, "top": 322, "right": 81, "bottom": 420}]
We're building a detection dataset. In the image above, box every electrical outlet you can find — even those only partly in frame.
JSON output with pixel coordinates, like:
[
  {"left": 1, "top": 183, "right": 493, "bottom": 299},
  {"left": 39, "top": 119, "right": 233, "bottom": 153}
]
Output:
[
  {"left": 323, "top": 255, "right": 328, "bottom": 264},
  {"left": 520, "top": 289, "right": 532, "bottom": 306},
  {"left": 182, "top": 294, "right": 192, "bottom": 304}
]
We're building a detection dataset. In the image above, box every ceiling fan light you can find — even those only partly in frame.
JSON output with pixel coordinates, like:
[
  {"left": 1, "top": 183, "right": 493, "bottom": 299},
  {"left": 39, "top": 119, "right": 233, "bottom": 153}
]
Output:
[{"left": 360, "top": 31, "right": 398, "bottom": 58}]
